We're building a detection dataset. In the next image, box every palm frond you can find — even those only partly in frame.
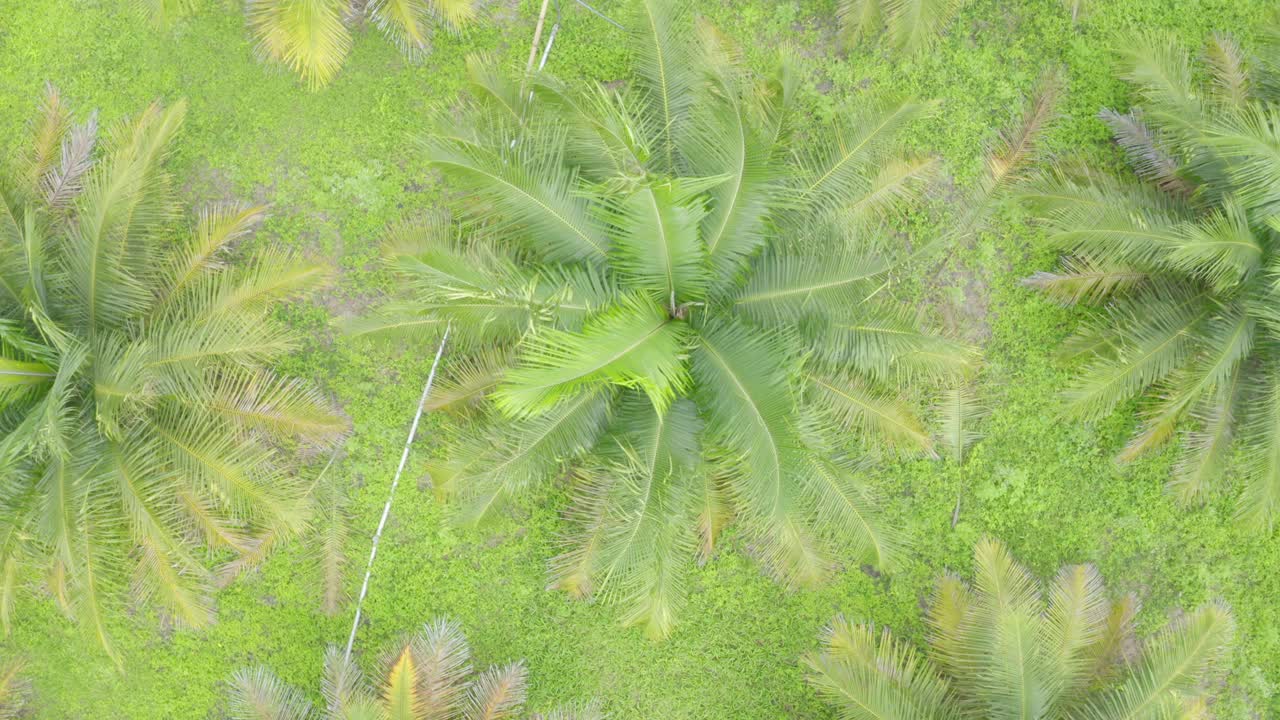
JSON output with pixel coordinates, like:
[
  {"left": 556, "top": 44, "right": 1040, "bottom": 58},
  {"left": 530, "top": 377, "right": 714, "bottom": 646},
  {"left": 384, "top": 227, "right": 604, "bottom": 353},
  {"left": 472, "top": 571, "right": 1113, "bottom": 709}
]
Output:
[
  {"left": 110, "top": 440, "right": 215, "bottom": 628},
  {"left": 228, "top": 667, "right": 315, "bottom": 720},
  {"left": 320, "top": 646, "right": 376, "bottom": 715},
  {"left": 680, "top": 61, "right": 783, "bottom": 285},
  {"left": 791, "top": 98, "right": 932, "bottom": 218},
  {"left": 805, "top": 371, "right": 934, "bottom": 455},
  {"left": 426, "top": 349, "right": 511, "bottom": 413},
  {"left": 732, "top": 251, "right": 887, "bottom": 326},
  {"left": 609, "top": 183, "right": 709, "bottom": 304},
  {"left": 188, "top": 250, "right": 329, "bottom": 322},
  {"left": 1061, "top": 297, "right": 1209, "bottom": 420},
  {"left": 1204, "top": 104, "right": 1280, "bottom": 216},
  {"left": 422, "top": 133, "right": 609, "bottom": 265},
  {"left": 838, "top": 0, "right": 967, "bottom": 54},
  {"left": 814, "top": 304, "right": 974, "bottom": 383},
  {"left": 1237, "top": 370, "right": 1280, "bottom": 528},
  {"left": 1163, "top": 200, "right": 1260, "bottom": 291},
  {"left": 1099, "top": 109, "right": 1193, "bottom": 197},
  {"left": 455, "top": 388, "right": 614, "bottom": 524},
  {"left": 935, "top": 383, "right": 986, "bottom": 463},
  {"left": 206, "top": 370, "right": 347, "bottom": 441},
  {"left": 630, "top": 0, "right": 700, "bottom": 173},
  {"left": 1044, "top": 563, "right": 1111, "bottom": 703},
  {"left": 132, "top": 0, "right": 194, "bottom": 27},
  {"left": 539, "top": 700, "right": 606, "bottom": 720},
  {"left": 1168, "top": 363, "right": 1244, "bottom": 503},
  {"left": 20, "top": 84, "right": 71, "bottom": 199},
  {"left": 1204, "top": 33, "right": 1251, "bottom": 109},
  {"left": 41, "top": 111, "right": 98, "bottom": 211},
  {"left": 690, "top": 318, "right": 795, "bottom": 526},
  {"left": 1023, "top": 257, "right": 1147, "bottom": 305},
  {"left": 581, "top": 398, "right": 701, "bottom": 638},
  {"left": 987, "top": 68, "right": 1062, "bottom": 191},
  {"left": 411, "top": 618, "right": 472, "bottom": 720},
  {"left": 496, "top": 295, "right": 688, "bottom": 417},
  {"left": 247, "top": 0, "right": 352, "bottom": 90},
  {"left": 66, "top": 101, "right": 185, "bottom": 332},
  {"left": 464, "top": 662, "right": 527, "bottom": 720},
  {"left": 793, "top": 437, "right": 898, "bottom": 569},
  {"left": 369, "top": 0, "right": 443, "bottom": 57},
  {"left": 1079, "top": 603, "right": 1233, "bottom": 720},
  {"left": 315, "top": 472, "right": 349, "bottom": 616},
  {"left": 844, "top": 156, "right": 939, "bottom": 228},
  {"left": 924, "top": 573, "right": 973, "bottom": 683},
  {"left": 805, "top": 618, "right": 958, "bottom": 720},
  {"left": 1118, "top": 35, "right": 1204, "bottom": 131},
  {"left": 159, "top": 203, "right": 266, "bottom": 304},
  {"left": 382, "top": 644, "right": 421, "bottom": 720}
]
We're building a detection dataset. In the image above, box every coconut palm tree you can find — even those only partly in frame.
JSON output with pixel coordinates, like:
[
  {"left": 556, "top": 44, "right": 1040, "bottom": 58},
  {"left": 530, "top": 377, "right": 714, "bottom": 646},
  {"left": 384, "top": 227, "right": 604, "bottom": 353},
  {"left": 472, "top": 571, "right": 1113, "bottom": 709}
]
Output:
[
  {"left": 0, "top": 86, "right": 346, "bottom": 658},
  {"left": 228, "top": 618, "right": 599, "bottom": 720},
  {"left": 1022, "top": 29, "right": 1280, "bottom": 527},
  {"left": 838, "top": 0, "right": 968, "bottom": 54},
  {"left": 807, "top": 538, "right": 1235, "bottom": 719},
  {"left": 355, "top": 0, "right": 970, "bottom": 637},
  {"left": 246, "top": 0, "right": 479, "bottom": 88}
]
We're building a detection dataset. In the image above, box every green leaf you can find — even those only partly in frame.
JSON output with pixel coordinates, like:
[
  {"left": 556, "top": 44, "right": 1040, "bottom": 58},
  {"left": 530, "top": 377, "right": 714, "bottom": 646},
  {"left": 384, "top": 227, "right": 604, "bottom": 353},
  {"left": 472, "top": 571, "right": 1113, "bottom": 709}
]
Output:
[
  {"left": 228, "top": 667, "right": 315, "bottom": 720},
  {"left": 804, "top": 618, "right": 959, "bottom": 720},
  {"left": 422, "top": 134, "right": 609, "bottom": 264},
  {"left": 456, "top": 388, "right": 614, "bottom": 524},
  {"left": 609, "top": 183, "right": 709, "bottom": 304},
  {"left": 691, "top": 318, "right": 795, "bottom": 525},
  {"left": 247, "top": 0, "right": 352, "bottom": 89},
  {"left": 791, "top": 97, "right": 932, "bottom": 218},
  {"left": 1079, "top": 603, "right": 1233, "bottom": 720},
  {"left": 732, "top": 251, "right": 887, "bottom": 326},
  {"left": 496, "top": 294, "right": 689, "bottom": 417},
  {"left": 631, "top": 0, "right": 700, "bottom": 173}
]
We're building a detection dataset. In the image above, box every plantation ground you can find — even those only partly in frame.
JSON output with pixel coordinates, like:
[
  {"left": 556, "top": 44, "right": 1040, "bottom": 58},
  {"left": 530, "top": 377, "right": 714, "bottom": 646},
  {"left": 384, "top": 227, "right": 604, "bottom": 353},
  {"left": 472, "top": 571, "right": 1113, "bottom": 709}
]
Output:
[{"left": 1, "top": 0, "right": 1278, "bottom": 717}]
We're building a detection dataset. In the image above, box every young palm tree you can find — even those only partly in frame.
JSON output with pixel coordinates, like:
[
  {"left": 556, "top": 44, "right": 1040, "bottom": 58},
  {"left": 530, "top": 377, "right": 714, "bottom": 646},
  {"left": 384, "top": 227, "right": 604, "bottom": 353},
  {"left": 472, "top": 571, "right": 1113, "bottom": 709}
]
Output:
[
  {"left": 1022, "top": 30, "right": 1280, "bottom": 527},
  {"left": 807, "top": 538, "right": 1235, "bottom": 719},
  {"left": 356, "top": 0, "right": 970, "bottom": 637},
  {"left": 246, "top": 0, "right": 479, "bottom": 89},
  {"left": 838, "top": 0, "right": 968, "bottom": 54},
  {"left": 228, "top": 618, "right": 599, "bottom": 720},
  {"left": 0, "top": 86, "right": 346, "bottom": 657}
]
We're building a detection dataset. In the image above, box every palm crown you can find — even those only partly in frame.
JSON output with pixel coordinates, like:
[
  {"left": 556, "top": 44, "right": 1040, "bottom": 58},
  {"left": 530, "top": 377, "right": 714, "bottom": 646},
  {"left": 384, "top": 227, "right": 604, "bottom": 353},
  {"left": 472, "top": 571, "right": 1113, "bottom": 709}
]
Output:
[
  {"left": 358, "top": 0, "right": 969, "bottom": 638},
  {"left": 807, "top": 538, "right": 1234, "bottom": 720},
  {"left": 229, "top": 618, "right": 599, "bottom": 720},
  {"left": 0, "top": 87, "right": 345, "bottom": 655},
  {"left": 1023, "top": 30, "right": 1280, "bottom": 527}
]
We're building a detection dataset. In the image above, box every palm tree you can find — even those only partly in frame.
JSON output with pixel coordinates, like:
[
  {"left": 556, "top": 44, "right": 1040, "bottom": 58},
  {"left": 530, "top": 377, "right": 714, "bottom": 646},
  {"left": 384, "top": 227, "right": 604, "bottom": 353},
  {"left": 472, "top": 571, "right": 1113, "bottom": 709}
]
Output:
[
  {"left": 838, "top": 0, "right": 968, "bottom": 54},
  {"left": 356, "top": 0, "right": 970, "bottom": 638},
  {"left": 228, "top": 618, "right": 599, "bottom": 720},
  {"left": 806, "top": 538, "right": 1235, "bottom": 719},
  {"left": 0, "top": 86, "right": 346, "bottom": 658},
  {"left": 246, "top": 0, "right": 479, "bottom": 89},
  {"left": 1022, "top": 30, "right": 1280, "bottom": 527}
]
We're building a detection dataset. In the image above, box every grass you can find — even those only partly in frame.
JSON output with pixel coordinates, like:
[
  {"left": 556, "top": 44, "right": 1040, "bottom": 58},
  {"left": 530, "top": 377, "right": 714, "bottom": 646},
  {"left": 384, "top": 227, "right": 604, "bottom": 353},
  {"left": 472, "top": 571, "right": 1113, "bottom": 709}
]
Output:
[{"left": 1, "top": 0, "right": 1278, "bottom": 717}]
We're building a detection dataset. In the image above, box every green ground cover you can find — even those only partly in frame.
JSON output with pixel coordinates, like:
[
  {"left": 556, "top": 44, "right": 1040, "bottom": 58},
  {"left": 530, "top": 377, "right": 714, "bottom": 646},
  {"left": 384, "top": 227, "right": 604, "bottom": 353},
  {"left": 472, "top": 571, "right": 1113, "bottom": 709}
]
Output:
[{"left": 0, "top": 0, "right": 1276, "bottom": 716}]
